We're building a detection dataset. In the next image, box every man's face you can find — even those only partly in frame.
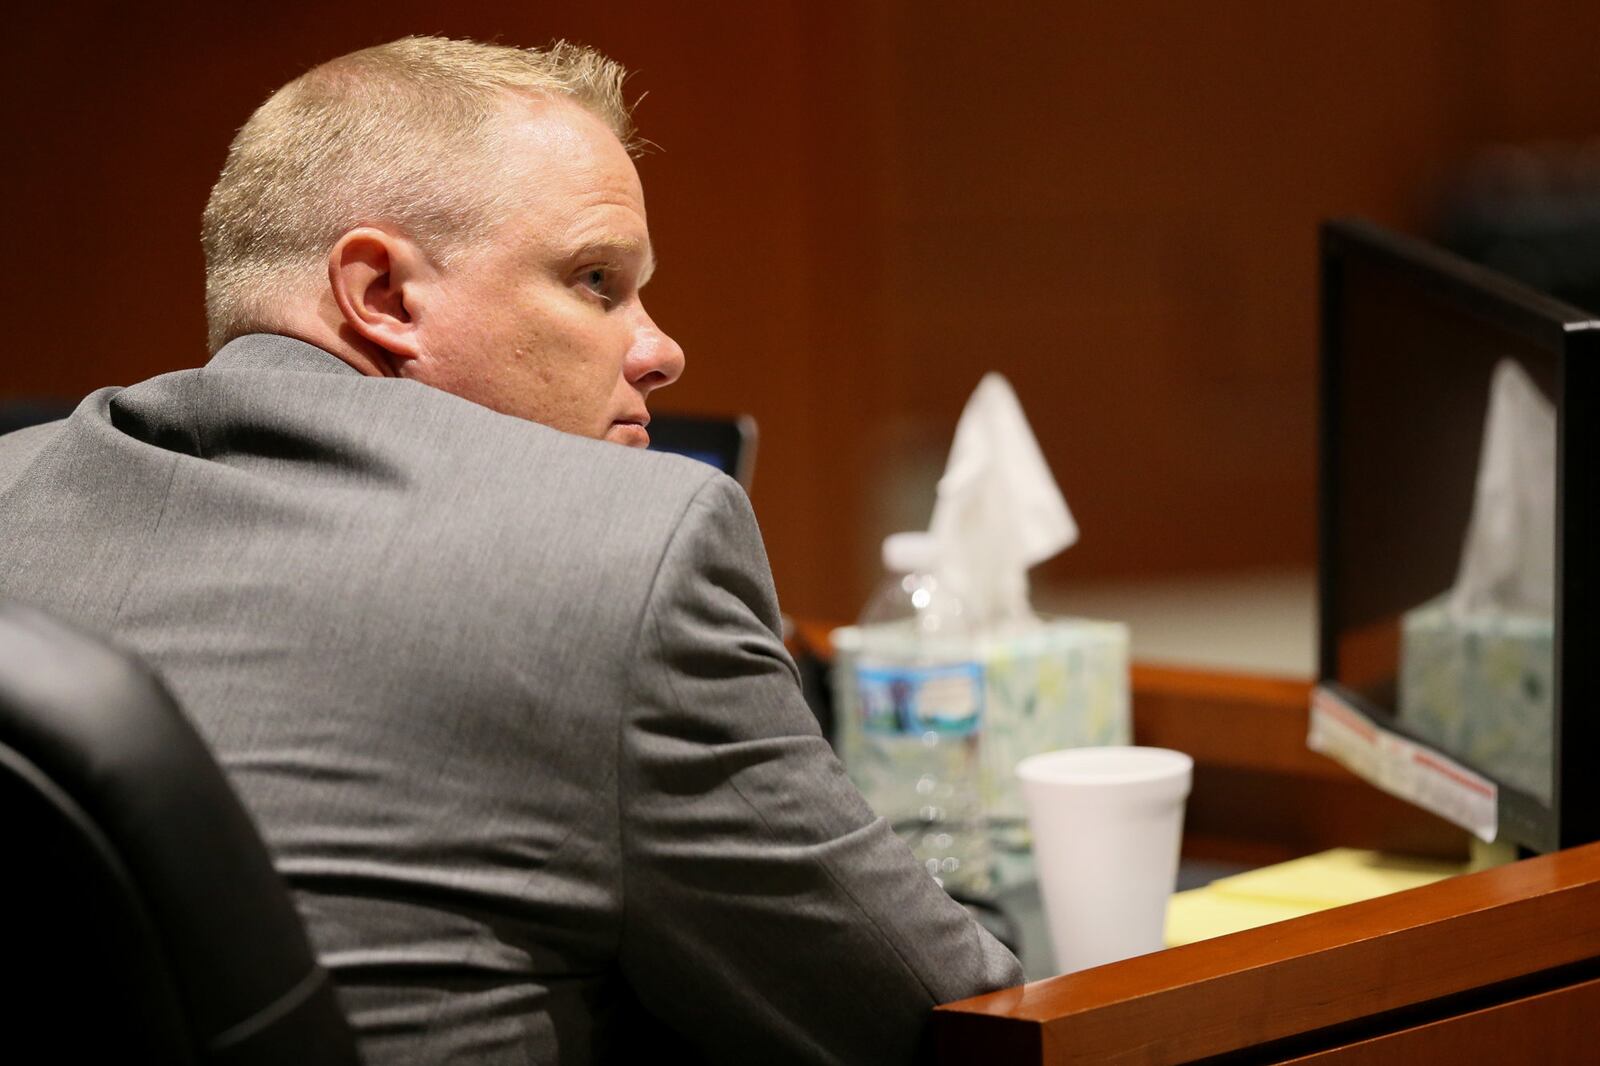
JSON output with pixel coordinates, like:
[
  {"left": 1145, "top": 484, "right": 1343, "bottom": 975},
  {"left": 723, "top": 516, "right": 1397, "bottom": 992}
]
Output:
[{"left": 406, "top": 98, "right": 683, "bottom": 446}]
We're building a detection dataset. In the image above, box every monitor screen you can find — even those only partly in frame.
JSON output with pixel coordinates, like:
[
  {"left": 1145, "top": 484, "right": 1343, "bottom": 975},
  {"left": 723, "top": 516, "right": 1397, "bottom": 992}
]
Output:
[
  {"left": 647, "top": 414, "right": 757, "bottom": 489},
  {"left": 1318, "top": 219, "right": 1600, "bottom": 852}
]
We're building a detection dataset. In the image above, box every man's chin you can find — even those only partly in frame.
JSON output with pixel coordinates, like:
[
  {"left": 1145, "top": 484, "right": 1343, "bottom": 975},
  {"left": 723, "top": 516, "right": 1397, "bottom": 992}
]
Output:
[{"left": 605, "top": 422, "right": 651, "bottom": 448}]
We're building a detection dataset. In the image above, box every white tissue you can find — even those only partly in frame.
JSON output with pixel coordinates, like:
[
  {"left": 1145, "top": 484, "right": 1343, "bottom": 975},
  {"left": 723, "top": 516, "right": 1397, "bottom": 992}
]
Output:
[
  {"left": 1447, "top": 359, "right": 1555, "bottom": 618},
  {"left": 929, "top": 373, "right": 1078, "bottom": 627}
]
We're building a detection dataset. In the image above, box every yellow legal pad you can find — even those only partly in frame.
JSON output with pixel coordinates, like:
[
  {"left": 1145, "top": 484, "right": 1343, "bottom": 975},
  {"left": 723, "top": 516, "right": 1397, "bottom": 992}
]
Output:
[{"left": 1165, "top": 848, "right": 1466, "bottom": 946}]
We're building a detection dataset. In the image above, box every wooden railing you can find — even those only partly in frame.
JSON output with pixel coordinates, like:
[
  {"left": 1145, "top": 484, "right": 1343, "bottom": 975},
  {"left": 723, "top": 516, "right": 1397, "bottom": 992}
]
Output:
[{"left": 934, "top": 839, "right": 1600, "bottom": 1063}]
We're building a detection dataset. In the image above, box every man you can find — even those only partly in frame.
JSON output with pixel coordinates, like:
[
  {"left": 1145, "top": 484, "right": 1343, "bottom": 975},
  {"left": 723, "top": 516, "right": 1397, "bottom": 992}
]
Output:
[{"left": 0, "top": 36, "right": 1020, "bottom": 1064}]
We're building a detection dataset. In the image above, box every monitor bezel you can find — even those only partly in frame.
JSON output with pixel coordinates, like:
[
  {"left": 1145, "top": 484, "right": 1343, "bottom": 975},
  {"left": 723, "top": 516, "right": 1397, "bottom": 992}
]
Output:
[{"left": 1318, "top": 217, "right": 1600, "bottom": 853}]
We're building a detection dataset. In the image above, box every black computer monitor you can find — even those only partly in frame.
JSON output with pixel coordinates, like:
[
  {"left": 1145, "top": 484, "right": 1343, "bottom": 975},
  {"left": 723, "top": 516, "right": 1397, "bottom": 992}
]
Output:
[
  {"left": 1316, "top": 218, "right": 1600, "bottom": 853},
  {"left": 647, "top": 413, "right": 758, "bottom": 490}
]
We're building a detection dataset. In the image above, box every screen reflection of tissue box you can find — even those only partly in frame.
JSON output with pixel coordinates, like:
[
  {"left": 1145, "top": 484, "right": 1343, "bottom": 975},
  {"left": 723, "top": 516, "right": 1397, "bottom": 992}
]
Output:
[
  {"left": 831, "top": 617, "right": 1130, "bottom": 885},
  {"left": 1398, "top": 600, "right": 1553, "bottom": 805}
]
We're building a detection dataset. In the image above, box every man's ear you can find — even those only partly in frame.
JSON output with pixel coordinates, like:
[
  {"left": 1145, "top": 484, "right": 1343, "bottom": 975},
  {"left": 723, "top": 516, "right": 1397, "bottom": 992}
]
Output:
[{"left": 326, "top": 228, "right": 433, "bottom": 366}]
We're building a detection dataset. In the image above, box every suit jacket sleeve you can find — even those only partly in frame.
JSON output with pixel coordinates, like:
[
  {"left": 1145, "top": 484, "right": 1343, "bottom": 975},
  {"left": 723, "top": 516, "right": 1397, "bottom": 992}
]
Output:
[{"left": 616, "top": 474, "right": 1022, "bottom": 1064}]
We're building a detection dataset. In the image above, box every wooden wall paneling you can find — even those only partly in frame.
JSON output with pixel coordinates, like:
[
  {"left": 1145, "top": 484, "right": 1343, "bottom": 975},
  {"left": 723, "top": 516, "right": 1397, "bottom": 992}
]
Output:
[
  {"left": 870, "top": 2, "right": 1460, "bottom": 589},
  {"left": 6, "top": 2, "right": 1600, "bottom": 622}
]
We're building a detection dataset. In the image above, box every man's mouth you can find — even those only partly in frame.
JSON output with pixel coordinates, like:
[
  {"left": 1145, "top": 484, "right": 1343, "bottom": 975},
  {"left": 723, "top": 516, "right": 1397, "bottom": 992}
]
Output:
[{"left": 608, "top": 417, "right": 650, "bottom": 448}]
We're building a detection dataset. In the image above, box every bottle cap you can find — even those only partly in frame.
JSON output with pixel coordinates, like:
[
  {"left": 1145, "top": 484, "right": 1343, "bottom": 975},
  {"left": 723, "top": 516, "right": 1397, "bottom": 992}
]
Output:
[{"left": 882, "top": 531, "right": 938, "bottom": 574}]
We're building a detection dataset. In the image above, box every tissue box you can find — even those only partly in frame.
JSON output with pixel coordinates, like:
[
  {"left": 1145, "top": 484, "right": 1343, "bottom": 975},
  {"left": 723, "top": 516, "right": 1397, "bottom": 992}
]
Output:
[
  {"left": 1397, "top": 599, "right": 1553, "bottom": 805},
  {"left": 831, "top": 617, "right": 1130, "bottom": 883}
]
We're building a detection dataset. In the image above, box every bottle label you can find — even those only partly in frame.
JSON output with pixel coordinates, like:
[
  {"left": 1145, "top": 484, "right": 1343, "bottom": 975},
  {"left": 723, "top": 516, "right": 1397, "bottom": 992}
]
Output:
[{"left": 855, "top": 661, "right": 984, "bottom": 736}]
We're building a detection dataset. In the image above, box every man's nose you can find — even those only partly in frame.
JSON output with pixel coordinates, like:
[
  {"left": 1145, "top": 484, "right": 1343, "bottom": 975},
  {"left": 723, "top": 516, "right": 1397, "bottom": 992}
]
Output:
[{"left": 627, "top": 311, "right": 685, "bottom": 394}]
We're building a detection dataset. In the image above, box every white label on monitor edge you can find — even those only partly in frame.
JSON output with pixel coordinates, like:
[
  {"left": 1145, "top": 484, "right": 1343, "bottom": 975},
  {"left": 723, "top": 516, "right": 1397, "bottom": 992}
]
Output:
[{"left": 1308, "top": 686, "right": 1498, "bottom": 843}]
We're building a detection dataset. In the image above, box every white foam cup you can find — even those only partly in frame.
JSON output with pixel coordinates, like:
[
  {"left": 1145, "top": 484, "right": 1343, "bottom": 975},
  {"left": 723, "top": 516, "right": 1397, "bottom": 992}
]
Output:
[{"left": 1015, "top": 746, "right": 1193, "bottom": 973}]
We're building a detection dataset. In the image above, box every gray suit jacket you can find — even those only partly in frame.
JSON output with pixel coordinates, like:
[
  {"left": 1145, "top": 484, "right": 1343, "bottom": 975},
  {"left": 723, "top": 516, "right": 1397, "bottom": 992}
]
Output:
[{"left": 0, "top": 335, "right": 1020, "bottom": 1064}]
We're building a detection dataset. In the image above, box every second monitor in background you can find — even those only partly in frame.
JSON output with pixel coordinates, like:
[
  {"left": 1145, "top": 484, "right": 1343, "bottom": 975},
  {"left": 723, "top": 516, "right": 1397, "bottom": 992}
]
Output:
[{"left": 648, "top": 414, "right": 758, "bottom": 490}]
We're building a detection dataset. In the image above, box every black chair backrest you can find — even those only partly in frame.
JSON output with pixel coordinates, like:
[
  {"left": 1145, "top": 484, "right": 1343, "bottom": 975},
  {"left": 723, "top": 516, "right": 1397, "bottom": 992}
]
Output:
[{"left": 0, "top": 602, "right": 360, "bottom": 1065}]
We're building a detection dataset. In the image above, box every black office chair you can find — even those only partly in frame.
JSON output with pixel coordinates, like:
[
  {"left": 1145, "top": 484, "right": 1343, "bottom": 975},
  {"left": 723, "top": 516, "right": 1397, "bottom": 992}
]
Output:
[{"left": 0, "top": 602, "right": 361, "bottom": 1065}]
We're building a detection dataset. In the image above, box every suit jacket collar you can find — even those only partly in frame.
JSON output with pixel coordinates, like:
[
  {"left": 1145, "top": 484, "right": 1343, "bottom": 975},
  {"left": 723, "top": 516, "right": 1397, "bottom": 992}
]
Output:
[{"left": 207, "top": 334, "right": 363, "bottom": 376}]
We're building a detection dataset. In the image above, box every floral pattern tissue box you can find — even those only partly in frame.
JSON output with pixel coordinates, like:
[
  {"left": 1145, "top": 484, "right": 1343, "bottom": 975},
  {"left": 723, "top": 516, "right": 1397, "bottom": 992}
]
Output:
[{"left": 832, "top": 617, "right": 1130, "bottom": 886}]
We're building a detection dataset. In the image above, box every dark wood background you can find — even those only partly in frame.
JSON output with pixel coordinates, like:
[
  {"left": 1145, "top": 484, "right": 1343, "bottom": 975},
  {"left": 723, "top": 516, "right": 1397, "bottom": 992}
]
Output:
[{"left": 6, "top": 2, "right": 1598, "bottom": 622}]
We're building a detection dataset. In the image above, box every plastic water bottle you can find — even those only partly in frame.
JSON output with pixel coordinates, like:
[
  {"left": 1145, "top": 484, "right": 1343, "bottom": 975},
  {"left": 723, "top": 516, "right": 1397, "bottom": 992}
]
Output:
[{"left": 853, "top": 532, "right": 991, "bottom": 899}]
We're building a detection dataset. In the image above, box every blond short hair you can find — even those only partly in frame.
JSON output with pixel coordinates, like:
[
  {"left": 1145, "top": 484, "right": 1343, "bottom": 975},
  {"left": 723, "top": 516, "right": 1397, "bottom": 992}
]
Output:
[{"left": 201, "top": 36, "right": 636, "bottom": 352}]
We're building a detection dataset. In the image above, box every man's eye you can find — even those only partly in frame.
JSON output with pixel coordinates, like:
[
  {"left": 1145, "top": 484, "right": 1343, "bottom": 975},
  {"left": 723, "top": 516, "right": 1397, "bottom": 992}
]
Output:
[{"left": 580, "top": 268, "right": 613, "bottom": 302}]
